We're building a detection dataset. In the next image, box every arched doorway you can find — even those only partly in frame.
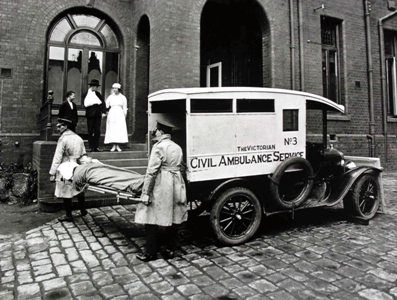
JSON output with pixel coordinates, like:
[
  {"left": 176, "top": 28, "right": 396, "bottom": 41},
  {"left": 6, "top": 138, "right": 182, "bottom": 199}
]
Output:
[
  {"left": 200, "top": 0, "right": 270, "bottom": 87},
  {"left": 134, "top": 16, "right": 150, "bottom": 142},
  {"left": 46, "top": 9, "right": 122, "bottom": 106}
]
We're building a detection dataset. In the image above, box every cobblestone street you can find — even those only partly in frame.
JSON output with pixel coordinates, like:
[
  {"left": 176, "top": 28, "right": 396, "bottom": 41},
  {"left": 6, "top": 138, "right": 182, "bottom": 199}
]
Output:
[{"left": 0, "top": 172, "right": 396, "bottom": 299}]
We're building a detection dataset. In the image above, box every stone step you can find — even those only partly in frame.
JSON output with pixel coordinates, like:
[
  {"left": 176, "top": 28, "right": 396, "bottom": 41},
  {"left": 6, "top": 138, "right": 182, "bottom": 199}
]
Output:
[
  {"left": 85, "top": 143, "right": 147, "bottom": 152},
  {"left": 95, "top": 158, "right": 148, "bottom": 168},
  {"left": 89, "top": 150, "right": 148, "bottom": 160}
]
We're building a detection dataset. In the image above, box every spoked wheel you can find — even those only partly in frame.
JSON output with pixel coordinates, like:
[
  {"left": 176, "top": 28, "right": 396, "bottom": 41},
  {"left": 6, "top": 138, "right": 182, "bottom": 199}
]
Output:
[
  {"left": 345, "top": 174, "right": 380, "bottom": 220},
  {"left": 210, "top": 187, "right": 262, "bottom": 245}
]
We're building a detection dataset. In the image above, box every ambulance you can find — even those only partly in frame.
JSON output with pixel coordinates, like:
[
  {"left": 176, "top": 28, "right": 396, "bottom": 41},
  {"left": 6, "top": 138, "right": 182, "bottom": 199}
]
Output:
[{"left": 148, "top": 87, "right": 383, "bottom": 245}]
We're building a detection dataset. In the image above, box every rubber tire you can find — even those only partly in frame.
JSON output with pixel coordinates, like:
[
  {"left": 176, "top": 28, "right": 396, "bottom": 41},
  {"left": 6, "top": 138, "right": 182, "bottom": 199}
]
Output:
[
  {"left": 210, "top": 187, "right": 262, "bottom": 245},
  {"left": 269, "top": 157, "right": 314, "bottom": 209},
  {"left": 344, "top": 174, "right": 380, "bottom": 220}
]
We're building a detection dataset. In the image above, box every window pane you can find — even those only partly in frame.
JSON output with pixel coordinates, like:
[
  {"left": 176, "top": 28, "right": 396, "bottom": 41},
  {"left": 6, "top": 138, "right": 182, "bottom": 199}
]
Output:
[
  {"left": 328, "top": 50, "right": 338, "bottom": 101},
  {"left": 283, "top": 109, "right": 299, "bottom": 131},
  {"left": 237, "top": 99, "right": 274, "bottom": 113},
  {"left": 88, "top": 50, "right": 103, "bottom": 89},
  {"left": 191, "top": 99, "right": 232, "bottom": 113},
  {"left": 104, "top": 52, "right": 119, "bottom": 99},
  {"left": 48, "top": 46, "right": 65, "bottom": 104},
  {"left": 101, "top": 24, "right": 119, "bottom": 48},
  {"left": 67, "top": 49, "right": 83, "bottom": 105},
  {"left": 73, "top": 15, "right": 100, "bottom": 28},
  {"left": 70, "top": 31, "right": 101, "bottom": 46},
  {"left": 50, "top": 18, "right": 71, "bottom": 42},
  {"left": 152, "top": 100, "right": 186, "bottom": 113},
  {"left": 321, "top": 17, "right": 337, "bottom": 46}
]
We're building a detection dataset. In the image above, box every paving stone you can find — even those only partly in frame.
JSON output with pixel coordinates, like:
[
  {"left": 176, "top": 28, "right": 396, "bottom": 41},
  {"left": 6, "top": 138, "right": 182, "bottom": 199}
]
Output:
[
  {"left": 51, "top": 253, "right": 68, "bottom": 266},
  {"left": 190, "top": 275, "right": 215, "bottom": 287},
  {"left": 92, "top": 271, "right": 114, "bottom": 287},
  {"left": 111, "top": 252, "right": 128, "bottom": 266},
  {"left": 367, "top": 268, "right": 397, "bottom": 282},
  {"left": 65, "top": 248, "right": 79, "bottom": 262},
  {"left": 70, "top": 281, "right": 96, "bottom": 296},
  {"left": 358, "top": 288, "right": 393, "bottom": 300},
  {"left": 33, "top": 264, "right": 53, "bottom": 276},
  {"left": 0, "top": 290, "right": 14, "bottom": 300},
  {"left": 142, "top": 271, "right": 163, "bottom": 284},
  {"left": 56, "top": 264, "right": 73, "bottom": 277},
  {"left": 133, "top": 263, "right": 153, "bottom": 275},
  {"left": 203, "top": 265, "right": 229, "bottom": 280},
  {"left": 70, "top": 260, "right": 88, "bottom": 273},
  {"left": 390, "top": 287, "right": 397, "bottom": 297},
  {"left": 303, "top": 278, "right": 340, "bottom": 293},
  {"left": 220, "top": 277, "right": 244, "bottom": 289},
  {"left": 126, "top": 281, "right": 151, "bottom": 296},
  {"left": 35, "top": 273, "right": 56, "bottom": 282},
  {"left": 248, "top": 278, "right": 277, "bottom": 293},
  {"left": 201, "top": 284, "right": 229, "bottom": 298},
  {"left": 267, "top": 290, "right": 296, "bottom": 300},
  {"left": 115, "top": 273, "right": 140, "bottom": 285},
  {"left": 162, "top": 292, "right": 186, "bottom": 300},
  {"left": 233, "top": 285, "right": 258, "bottom": 298},
  {"left": 234, "top": 270, "right": 260, "bottom": 283},
  {"left": 149, "top": 280, "right": 174, "bottom": 294},
  {"left": 100, "top": 283, "right": 125, "bottom": 298},
  {"left": 165, "top": 272, "right": 190, "bottom": 286},
  {"left": 42, "top": 277, "right": 67, "bottom": 291},
  {"left": 180, "top": 265, "right": 203, "bottom": 277},
  {"left": 43, "top": 288, "right": 72, "bottom": 300},
  {"left": 102, "top": 258, "right": 116, "bottom": 269},
  {"left": 176, "top": 283, "right": 201, "bottom": 296},
  {"left": 17, "top": 283, "right": 41, "bottom": 299},
  {"left": 67, "top": 273, "right": 90, "bottom": 284}
]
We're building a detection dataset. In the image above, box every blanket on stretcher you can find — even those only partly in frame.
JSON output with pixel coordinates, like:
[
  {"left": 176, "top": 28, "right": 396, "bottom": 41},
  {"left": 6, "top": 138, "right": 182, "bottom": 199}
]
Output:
[{"left": 73, "top": 163, "right": 144, "bottom": 196}]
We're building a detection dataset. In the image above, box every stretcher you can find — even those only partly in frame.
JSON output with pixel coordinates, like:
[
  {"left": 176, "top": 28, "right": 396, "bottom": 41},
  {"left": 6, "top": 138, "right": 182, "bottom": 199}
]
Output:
[
  {"left": 84, "top": 184, "right": 144, "bottom": 204},
  {"left": 57, "top": 161, "right": 147, "bottom": 204}
]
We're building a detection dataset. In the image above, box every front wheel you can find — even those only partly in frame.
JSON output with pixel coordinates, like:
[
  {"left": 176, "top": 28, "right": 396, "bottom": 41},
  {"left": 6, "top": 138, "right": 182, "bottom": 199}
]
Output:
[
  {"left": 344, "top": 174, "right": 380, "bottom": 220},
  {"left": 210, "top": 187, "right": 262, "bottom": 245}
]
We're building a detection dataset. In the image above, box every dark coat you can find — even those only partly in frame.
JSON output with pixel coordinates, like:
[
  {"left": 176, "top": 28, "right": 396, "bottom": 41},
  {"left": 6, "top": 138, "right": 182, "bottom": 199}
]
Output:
[
  {"left": 84, "top": 91, "right": 106, "bottom": 118},
  {"left": 58, "top": 101, "right": 78, "bottom": 128}
]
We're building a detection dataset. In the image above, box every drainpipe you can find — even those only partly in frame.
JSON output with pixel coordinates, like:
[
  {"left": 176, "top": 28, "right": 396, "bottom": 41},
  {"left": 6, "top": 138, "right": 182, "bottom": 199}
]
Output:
[
  {"left": 298, "top": 0, "right": 304, "bottom": 91},
  {"left": 289, "top": 0, "right": 296, "bottom": 90},
  {"left": 363, "top": 0, "right": 375, "bottom": 157},
  {"left": 378, "top": 11, "right": 397, "bottom": 163}
]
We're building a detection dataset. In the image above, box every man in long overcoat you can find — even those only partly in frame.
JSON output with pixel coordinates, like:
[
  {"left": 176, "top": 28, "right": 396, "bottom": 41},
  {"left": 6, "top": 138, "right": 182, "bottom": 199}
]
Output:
[
  {"left": 58, "top": 91, "right": 78, "bottom": 132},
  {"left": 135, "top": 121, "right": 188, "bottom": 261},
  {"left": 49, "top": 118, "right": 87, "bottom": 222}
]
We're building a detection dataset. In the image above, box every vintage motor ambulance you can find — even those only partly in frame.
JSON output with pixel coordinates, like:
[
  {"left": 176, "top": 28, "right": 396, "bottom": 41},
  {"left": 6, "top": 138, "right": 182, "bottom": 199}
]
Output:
[{"left": 147, "top": 87, "right": 382, "bottom": 245}]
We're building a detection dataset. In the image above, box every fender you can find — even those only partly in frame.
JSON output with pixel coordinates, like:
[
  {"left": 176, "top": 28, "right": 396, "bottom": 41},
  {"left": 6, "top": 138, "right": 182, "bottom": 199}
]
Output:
[
  {"left": 208, "top": 177, "right": 251, "bottom": 203},
  {"left": 326, "top": 166, "right": 382, "bottom": 206}
]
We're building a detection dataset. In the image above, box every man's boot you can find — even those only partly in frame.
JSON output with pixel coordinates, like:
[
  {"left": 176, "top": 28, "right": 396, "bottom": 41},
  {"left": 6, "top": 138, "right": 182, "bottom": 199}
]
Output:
[
  {"left": 58, "top": 198, "right": 73, "bottom": 222},
  {"left": 77, "top": 193, "right": 88, "bottom": 217}
]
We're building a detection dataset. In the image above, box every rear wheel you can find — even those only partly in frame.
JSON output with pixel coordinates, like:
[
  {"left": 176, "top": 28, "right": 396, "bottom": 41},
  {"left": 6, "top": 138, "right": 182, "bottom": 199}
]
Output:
[
  {"left": 210, "top": 187, "right": 262, "bottom": 245},
  {"left": 344, "top": 174, "right": 380, "bottom": 220}
]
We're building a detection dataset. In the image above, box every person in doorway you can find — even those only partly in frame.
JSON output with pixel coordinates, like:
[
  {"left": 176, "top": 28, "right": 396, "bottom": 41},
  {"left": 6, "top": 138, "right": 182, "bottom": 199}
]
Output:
[
  {"left": 84, "top": 79, "right": 106, "bottom": 152},
  {"left": 58, "top": 91, "right": 78, "bottom": 132},
  {"left": 104, "top": 83, "right": 128, "bottom": 151},
  {"left": 49, "top": 118, "right": 87, "bottom": 222},
  {"left": 135, "top": 121, "right": 188, "bottom": 262}
]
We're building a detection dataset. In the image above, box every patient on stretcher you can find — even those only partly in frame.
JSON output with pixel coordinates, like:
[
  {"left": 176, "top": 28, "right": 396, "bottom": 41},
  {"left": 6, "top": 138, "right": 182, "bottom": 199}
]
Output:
[{"left": 57, "top": 155, "right": 144, "bottom": 196}]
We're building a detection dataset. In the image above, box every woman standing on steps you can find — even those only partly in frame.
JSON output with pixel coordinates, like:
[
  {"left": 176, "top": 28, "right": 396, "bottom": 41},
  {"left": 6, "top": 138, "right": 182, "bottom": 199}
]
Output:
[{"left": 104, "top": 83, "right": 128, "bottom": 151}]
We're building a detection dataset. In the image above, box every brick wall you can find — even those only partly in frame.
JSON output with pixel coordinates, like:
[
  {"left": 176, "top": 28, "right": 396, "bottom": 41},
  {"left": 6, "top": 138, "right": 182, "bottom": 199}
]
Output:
[{"left": 1, "top": 0, "right": 397, "bottom": 169}]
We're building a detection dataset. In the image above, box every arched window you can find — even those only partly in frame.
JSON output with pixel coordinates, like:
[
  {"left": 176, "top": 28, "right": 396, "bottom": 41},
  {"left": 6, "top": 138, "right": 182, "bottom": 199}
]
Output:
[{"left": 47, "top": 13, "right": 120, "bottom": 106}]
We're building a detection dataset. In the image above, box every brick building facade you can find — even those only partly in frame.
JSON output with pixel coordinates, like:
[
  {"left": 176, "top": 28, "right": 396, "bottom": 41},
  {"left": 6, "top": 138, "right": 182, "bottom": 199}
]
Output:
[{"left": 1, "top": 0, "right": 397, "bottom": 169}]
